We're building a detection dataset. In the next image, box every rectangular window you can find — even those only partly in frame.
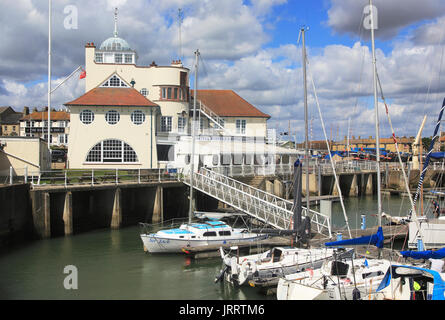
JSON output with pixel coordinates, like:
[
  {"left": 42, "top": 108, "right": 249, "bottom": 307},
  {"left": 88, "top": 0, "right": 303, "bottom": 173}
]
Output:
[
  {"left": 167, "top": 88, "right": 172, "bottom": 99},
  {"left": 103, "top": 139, "right": 122, "bottom": 162},
  {"left": 178, "top": 117, "right": 186, "bottom": 133},
  {"left": 95, "top": 53, "right": 103, "bottom": 63},
  {"left": 156, "top": 144, "right": 174, "bottom": 161},
  {"left": 174, "top": 88, "right": 178, "bottom": 99},
  {"left": 160, "top": 116, "right": 172, "bottom": 132},
  {"left": 200, "top": 118, "right": 205, "bottom": 132},
  {"left": 162, "top": 87, "right": 167, "bottom": 99},
  {"left": 115, "top": 53, "right": 122, "bottom": 64},
  {"left": 124, "top": 54, "right": 132, "bottom": 64},
  {"left": 180, "top": 72, "right": 187, "bottom": 86},
  {"left": 236, "top": 119, "right": 246, "bottom": 135},
  {"left": 218, "top": 118, "right": 225, "bottom": 128}
]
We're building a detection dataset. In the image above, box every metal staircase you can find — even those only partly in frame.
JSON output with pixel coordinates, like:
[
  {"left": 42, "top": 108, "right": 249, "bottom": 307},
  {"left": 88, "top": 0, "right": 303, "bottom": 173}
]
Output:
[{"left": 182, "top": 167, "right": 331, "bottom": 237}]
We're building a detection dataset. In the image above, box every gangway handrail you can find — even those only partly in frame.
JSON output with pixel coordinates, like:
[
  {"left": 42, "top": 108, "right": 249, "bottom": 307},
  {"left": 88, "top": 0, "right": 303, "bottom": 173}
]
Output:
[{"left": 182, "top": 167, "right": 331, "bottom": 236}]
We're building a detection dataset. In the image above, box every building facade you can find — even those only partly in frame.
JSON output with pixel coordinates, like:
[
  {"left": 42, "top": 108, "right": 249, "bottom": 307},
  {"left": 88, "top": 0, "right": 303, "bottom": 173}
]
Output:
[
  {"left": 0, "top": 136, "right": 51, "bottom": 176},
  {"left": 19, "top": 110, "right": 70, "bottom": 148},
  {"left": 65, "top": 9, "right": 276, "bottom": 170},
  {"left": 0, "top": 106, "right": 24, "bottom": 137}
]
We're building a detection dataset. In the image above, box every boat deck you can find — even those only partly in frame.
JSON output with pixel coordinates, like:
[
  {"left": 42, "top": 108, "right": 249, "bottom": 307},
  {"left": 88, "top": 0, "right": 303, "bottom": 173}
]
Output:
[{"left": 183, "top": 224, "right": 409, "bottom": 260}]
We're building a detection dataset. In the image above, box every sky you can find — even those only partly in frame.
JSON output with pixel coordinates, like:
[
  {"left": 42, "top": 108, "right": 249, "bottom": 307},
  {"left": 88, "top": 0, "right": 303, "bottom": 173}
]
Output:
[{"left": 1, "top": 0, "right": 445, "bottom": 142}]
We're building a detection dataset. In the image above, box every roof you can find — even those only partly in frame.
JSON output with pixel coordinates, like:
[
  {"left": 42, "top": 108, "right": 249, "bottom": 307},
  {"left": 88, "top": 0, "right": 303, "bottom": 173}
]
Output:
[
  {"left": 21, "top": 111, "right": 70, "bottom": 121},
  {"left": 192, "top": 90, "right": 270, "bottom": 118},
  {"left": 0, "top": 106, "right": 13, "bottom": 114},
  {"left": 2, "top": 113, "right": 23, "bottom": 124},
  {"left": 99, "top": 36, "right": 132, "bottom": 51},
  {"left": 64, "top": 87, "right": 158, "bottom": 107}
]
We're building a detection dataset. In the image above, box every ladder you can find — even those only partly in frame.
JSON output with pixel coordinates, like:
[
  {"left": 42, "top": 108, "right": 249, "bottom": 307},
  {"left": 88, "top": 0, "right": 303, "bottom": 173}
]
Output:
[{"left": 182, "top": 167, "right": 331, "bottom": 237}]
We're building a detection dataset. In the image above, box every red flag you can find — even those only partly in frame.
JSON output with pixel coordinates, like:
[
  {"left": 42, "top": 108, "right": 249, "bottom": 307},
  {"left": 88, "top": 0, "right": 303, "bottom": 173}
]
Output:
[{"left": 79, "top": 69, "right": 86, "bottom": 79}]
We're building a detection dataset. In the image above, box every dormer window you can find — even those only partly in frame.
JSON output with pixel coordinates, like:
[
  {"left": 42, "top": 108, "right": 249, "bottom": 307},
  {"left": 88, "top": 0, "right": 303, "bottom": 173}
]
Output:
[{"left": 101, "top": 74, "right": 128, "bottom": 88}]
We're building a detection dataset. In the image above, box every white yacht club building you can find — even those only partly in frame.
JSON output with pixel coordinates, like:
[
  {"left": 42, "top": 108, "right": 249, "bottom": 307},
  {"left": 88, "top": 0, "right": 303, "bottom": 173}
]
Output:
[{"left": 65, "top": 9, "right": 295, "bottom": 170}]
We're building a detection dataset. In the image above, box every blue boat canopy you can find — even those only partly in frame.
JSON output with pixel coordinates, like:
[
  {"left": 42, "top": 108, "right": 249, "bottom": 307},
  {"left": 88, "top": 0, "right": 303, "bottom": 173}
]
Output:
[
  {"left": 430, "top": 152, "right": 445, "bottom": 159},
  {"left": 325, "top": 226, "right": 384, "bottom": 249},
  {"left": 376, "top": 265, "right": 445, "bottom": 300},
  {"left": 400, "top": 247, "right": 445, "bottom": 260}
]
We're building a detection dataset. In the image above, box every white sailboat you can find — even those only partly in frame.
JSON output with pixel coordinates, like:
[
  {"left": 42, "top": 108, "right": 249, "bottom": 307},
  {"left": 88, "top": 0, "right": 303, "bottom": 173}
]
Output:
[
  {"left": 140, "top": 50, "right": 266, "bottom": 253},
  {"left": 215, "top": 26, "right": 352, "bottom": 289},
  {"left": 277, "top": 255, "right": 391, "bottom": 300},
  {"left": 276, "top": 0, "right": 403, "bottom": 300},
  {"left": 405, "top": 99, "right": 445, "bottom": 249},
  {"left": 220, "top": 245, "right": 344, "bottom": 287}
]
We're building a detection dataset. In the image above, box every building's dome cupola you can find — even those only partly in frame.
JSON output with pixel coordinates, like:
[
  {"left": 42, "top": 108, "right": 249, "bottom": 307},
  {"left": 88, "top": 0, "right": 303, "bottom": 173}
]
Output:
[{"left": 95, "top": 8, "right": 137, "bottom": 64}]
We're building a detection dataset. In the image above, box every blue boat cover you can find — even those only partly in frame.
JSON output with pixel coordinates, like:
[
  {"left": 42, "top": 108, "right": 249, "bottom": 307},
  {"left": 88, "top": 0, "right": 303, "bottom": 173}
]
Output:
[
  {"left": 400, "top": 247, "right": 445, "bottom": 260},
  {"left": 325, "top": 226, "right": 384, "bottom": 249},
  {"left": 377, "top": 265, "right": 445, "bottom": 300},
  {"left": 430, "top": 152, "right": 445, "bottom": 159}
]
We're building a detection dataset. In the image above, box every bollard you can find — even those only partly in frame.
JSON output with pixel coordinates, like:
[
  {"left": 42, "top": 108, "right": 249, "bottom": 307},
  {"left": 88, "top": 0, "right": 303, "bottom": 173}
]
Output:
[
  {"left": 9, "top": 166, "right": 13, "bottom": 185},
  {"left": 361, "top": 215, "right": 366, "bottom": 230}
]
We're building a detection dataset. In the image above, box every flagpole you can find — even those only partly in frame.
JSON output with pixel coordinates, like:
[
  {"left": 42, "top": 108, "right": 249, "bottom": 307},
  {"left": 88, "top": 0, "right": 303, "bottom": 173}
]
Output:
[{"left": 47, "top": 0, "right": 52, "bottom": 151}]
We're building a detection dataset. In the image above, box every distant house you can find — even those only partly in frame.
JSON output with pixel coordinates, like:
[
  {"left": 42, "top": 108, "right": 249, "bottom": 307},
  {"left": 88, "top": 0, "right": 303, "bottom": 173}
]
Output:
[
  {"left": 19, "top": 110, "right": 70, "bottom": 148},
  {"left": 0, "top": 106, "right": 24, "bottom": 136},
  {"left": 332, "top": 136, "right": 413, "bottom": 153}
]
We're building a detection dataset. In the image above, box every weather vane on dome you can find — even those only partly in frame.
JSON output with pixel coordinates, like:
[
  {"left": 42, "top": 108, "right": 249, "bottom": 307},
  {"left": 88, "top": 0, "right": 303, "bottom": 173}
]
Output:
[{"left": 114, "top": 7, "right": 118, "bottom": 37}]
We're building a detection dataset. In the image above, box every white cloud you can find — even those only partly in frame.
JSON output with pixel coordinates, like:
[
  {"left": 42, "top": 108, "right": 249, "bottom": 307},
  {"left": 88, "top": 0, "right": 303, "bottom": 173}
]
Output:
[
  {"left": 327, "top": 0, "right": 445, "bottom": 39},
  {"left": 2, "top": 0, "right": 445, "bottom": 142}
]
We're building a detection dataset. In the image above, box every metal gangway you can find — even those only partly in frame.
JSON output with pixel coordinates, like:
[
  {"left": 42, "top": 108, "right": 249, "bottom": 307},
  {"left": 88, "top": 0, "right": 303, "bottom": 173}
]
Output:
[{"left": 182, "top": 167, "right": 331, "bottom": 237}]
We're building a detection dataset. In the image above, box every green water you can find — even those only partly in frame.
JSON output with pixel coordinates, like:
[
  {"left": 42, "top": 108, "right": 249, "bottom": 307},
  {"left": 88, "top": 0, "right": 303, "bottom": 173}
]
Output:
[{"left": 0, "top": 195, "right": 416, "bottom": 300}]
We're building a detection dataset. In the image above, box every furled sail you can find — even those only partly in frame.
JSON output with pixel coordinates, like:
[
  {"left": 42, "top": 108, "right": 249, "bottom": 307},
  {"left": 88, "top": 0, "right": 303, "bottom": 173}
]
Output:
[
  {"left": 400, "top": 247, "right": 445, "bottom": 260},
  {"left": 324, "top": 226, "right": 384, "bottom": 249}
]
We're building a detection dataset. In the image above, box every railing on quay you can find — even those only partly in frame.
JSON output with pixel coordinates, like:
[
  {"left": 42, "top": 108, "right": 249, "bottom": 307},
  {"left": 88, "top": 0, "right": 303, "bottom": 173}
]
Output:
[{"left": 0, "top": 167, "right": 181, "bottom": 188}]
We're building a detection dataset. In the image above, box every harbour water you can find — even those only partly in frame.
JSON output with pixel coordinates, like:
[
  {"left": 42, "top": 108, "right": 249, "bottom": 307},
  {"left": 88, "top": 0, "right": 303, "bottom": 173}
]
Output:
[{"left": 0, "top": 195, "right": 416, "bottom": 300}]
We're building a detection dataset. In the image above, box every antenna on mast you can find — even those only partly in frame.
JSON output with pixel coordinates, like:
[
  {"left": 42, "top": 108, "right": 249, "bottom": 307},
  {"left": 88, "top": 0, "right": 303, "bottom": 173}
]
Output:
[
  {"left": 114, "top": 7, "right": 118, "bottom": 37},
  {"left": 178, "top": 8, "right": 184, "bottom": 60}
]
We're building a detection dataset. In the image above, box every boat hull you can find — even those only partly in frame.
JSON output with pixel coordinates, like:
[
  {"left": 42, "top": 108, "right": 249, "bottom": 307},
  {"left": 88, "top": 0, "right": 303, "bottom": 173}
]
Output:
[{"left": 141, "top": 234, "right": 267, "bottom": 253}]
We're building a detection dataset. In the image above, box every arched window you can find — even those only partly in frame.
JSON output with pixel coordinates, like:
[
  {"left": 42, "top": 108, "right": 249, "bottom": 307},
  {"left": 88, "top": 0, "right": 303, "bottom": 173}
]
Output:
[{"left": 85, "top": 139, "right": 138, "bottom": 163}]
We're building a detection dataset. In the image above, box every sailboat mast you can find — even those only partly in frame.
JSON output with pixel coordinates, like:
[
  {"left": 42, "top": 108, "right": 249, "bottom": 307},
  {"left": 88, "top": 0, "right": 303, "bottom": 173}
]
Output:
[
  {"left": 301, "top": 27, "right": 310, "bottom": 212},
  {"left": 47, "top": 0, "right": 52, "bottom": 151},
  {"left": 189, "top": 49, "right": 200, "bottom": 224},
  {"left": 369, "top": 0, "right": 382, "bottom": 228}
]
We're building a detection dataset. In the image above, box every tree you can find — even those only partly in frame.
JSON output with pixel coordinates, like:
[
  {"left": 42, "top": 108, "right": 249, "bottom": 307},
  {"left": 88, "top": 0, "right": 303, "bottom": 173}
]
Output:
[{"left": 422, "top": 137, "right": 432, "bottom": 151}]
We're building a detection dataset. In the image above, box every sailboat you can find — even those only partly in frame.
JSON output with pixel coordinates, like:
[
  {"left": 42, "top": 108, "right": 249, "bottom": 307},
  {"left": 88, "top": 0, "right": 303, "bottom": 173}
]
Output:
[
  {"left": 140, "top": 50, "right": 266, "bottom": 253},
  {"left": 406, "top": 98, "right": 445, "bottom": 249},
  {"left": 276, "top": 0, "right": 401, "bottom": 300},
  {"left": 216, "top": 159, "right": 344, "bottom": 288},
  {"left": 216, "top": 26, "right": 354, "bottom": 290}
]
